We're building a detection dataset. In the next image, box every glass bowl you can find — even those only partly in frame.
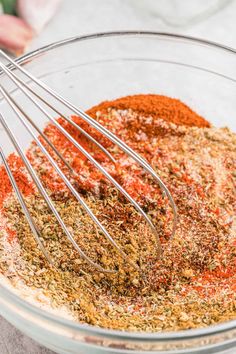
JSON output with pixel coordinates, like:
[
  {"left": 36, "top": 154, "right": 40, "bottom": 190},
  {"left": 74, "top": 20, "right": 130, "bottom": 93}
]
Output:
[{"left": 0, "top": 31, "right": 235, "bottom": 354}]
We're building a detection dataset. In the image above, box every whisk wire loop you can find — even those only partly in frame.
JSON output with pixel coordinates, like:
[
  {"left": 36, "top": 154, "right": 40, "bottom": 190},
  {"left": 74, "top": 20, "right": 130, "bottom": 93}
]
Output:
[
  {"left": 0, "top": 50, "right": 177, "bottom": 234},
  {"left": 0, "top": 50, "right": 178, "bottom": 272}
]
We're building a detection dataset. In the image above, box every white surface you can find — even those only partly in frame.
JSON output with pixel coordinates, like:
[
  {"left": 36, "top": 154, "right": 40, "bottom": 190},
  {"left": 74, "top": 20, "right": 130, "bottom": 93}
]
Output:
[
  {"left": 1, "top": 0, "right": 236, "bottom": 353},
  {"left": 29, "top": 0, "right": 236, "bottom": 50}
]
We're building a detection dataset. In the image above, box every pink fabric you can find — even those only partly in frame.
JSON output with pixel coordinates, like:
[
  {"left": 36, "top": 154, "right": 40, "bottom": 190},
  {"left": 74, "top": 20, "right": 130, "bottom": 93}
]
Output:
[{"left": 0, "top": 15, "right": 34, "bottom": 55}]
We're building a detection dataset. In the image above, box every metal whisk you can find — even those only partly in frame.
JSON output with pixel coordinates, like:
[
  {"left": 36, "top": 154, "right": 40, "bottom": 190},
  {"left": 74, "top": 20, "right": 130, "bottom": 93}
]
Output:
[{"left": 0, "top": 50, "right": 177, "bottom": 273}]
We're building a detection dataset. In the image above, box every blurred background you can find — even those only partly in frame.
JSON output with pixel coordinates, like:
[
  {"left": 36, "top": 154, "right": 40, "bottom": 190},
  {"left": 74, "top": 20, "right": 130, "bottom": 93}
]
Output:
[
  {"left": 0, "top": 0, "right": 236, "bottom": 56},
  {"left": 0, "top": 0, "right": 236, "bottom": 353}
]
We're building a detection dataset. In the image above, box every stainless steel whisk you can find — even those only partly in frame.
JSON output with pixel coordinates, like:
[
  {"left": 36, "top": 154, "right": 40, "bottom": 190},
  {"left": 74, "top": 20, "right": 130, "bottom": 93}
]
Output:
[{"left": 0, "top": 50, "right": 177, "bottom": 273}]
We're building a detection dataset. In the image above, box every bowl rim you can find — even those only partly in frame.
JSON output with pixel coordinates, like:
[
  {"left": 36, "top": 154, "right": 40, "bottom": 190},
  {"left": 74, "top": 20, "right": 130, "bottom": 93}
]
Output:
[
  {"left": 1, "top": 30, "right": 236, "bottom": 341},
  {"left": 17, "top": 30, "right": 236, "bottom": 64}
]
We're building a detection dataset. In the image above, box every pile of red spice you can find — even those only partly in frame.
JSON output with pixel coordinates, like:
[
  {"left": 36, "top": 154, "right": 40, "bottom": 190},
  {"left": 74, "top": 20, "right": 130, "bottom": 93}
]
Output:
[{"left": 0, "top": 94, "right": 235, "bottom": 332}]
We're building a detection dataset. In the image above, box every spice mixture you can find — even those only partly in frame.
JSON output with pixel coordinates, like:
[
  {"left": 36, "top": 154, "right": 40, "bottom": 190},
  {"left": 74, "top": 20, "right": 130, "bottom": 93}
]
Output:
[{"left": 0, "top": 94, "right": 235, "bottom": 331}]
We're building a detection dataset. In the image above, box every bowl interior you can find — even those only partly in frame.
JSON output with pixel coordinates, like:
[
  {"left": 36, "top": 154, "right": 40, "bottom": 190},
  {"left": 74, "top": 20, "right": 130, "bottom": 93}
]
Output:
[
  {"left": 0, "top": 33, "right": 236, "bottom": 352},
  {"left": 0, "top": 33, "right": 235, "bottom": 157}
]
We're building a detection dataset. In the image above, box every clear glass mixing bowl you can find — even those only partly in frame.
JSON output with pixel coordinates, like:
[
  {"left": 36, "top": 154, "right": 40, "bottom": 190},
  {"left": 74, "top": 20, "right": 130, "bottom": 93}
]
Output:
[{"left": 0, "top": 32, "right": 235, "bottom": 354}]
